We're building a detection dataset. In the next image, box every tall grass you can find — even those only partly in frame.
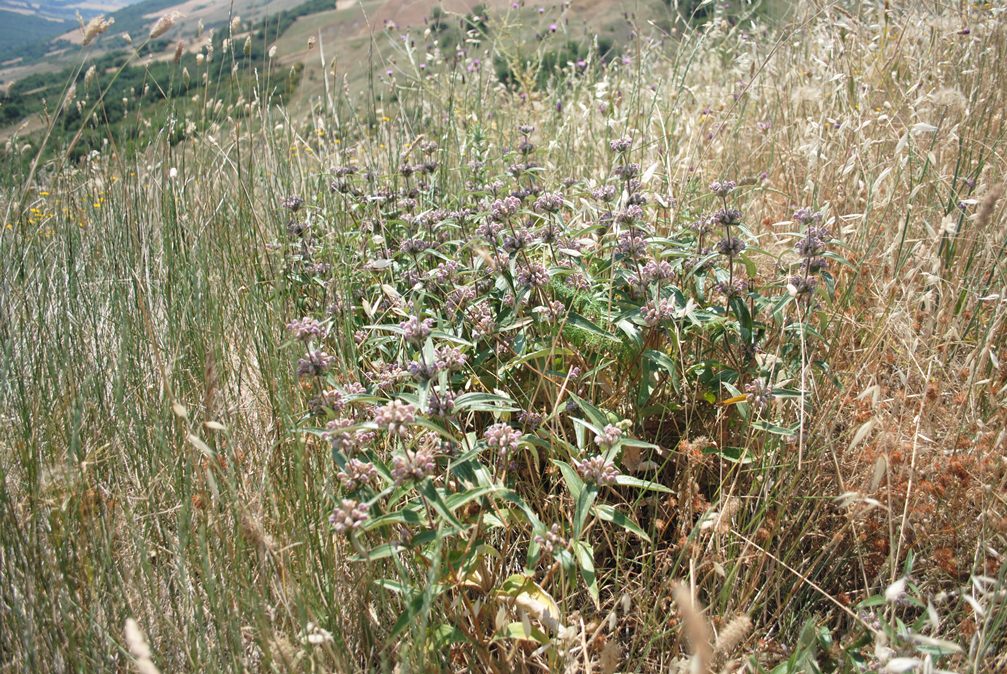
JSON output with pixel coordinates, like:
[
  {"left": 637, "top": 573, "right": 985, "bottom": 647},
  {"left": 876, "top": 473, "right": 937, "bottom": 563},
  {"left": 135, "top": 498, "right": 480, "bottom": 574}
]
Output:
[{"left": 2, "top": 2, "right": 1006, "bottom": 672}]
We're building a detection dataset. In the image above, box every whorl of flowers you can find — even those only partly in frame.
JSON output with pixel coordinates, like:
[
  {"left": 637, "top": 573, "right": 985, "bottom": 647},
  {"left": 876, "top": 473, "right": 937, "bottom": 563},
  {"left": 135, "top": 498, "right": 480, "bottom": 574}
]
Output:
[
  {"left": 745, "top": 379, "right": 773, "bottom": 413},
  {"left": 391, "top": 447, "right": 438, "bottom": 485},
  {"left": 640, "top": 298, "right": 677, "bottom": 326},
  {"left": 484, "top": 423, "right": 522, "bottom": 459},
  {"left": 324, "top": 418, "right": 374, "bottom": 454},
  {"left": 616, "top": 231, "right": 648, "bottom": 260},
  {"left": 716, "top": 236, "right": 746, "bottom": 257},
  {"left": 609, "top": 136, "right": 633, "bottom": 153},
  {"left": 709, "top": 179, "right": 737, "bottom": 197},
  {"left": 516, "top": 262, "right": 550, "bottom": 288},
  {"left": 286, "top": 317, "right": 326, "bottom": 342},
  {"left": 533, "top": 523, "right": 567, "bottom": 558},
  {"left": 490, "top": 196, "right": 522, "bottom": 220},
  {"left": 373, "top": 400, "right": 416, "bottom": 435},
  {"left": 399, "top": 316, "right": 434, "bottom": 345},
  {"left": 534, "top": 192, "right": 564, "bottom": 213},
  {"left": 329, "top": 499, "right": 369, "bottom": 534},
  {"left": 592, "top": 185, "right": 617, "bottom": 202},
  {"left": 281, "top": 195, "right": 304, "bottom": 212},
  {"left": 297, "top": 350, "right": 336, "bottom": 377},
  {"left": 435, "top": 346, "right": 467, "bottom": 371},
  {"left": 338, "top": 459, "right": 379, "bottom": 492},
  {"left": 425, "top": 389, "right": 456, "bottom": 417},
  {"left": 573, "top": 455, "right": 619, "bottom": 486},
  {"left": 713, "top": 208, "right": 743, "bottom": 226},
  {"left": 594, "top": 424, "right": 623, "bottom": 450}
]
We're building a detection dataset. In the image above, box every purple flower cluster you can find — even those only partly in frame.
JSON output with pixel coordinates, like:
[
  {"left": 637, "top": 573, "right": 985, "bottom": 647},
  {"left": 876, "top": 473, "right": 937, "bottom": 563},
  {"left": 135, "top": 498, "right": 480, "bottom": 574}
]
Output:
[
  {"left": 297, "top": 350, "right": 336, "bottom": 377},
  {"left": 287, "top": 317, "right": 327, "bottom": 342},
  {"left": 594, "top": 424, "right": 623, "bottom": 449},
  {"left": 372, "top": 400, "right": 416, "bottom": 435},
  {"left": 338, "top": 459, "right": 379, "bottom": 491},
  {"left": 484, "top": 423, "right": 522, "bottom": 458},
  {"left": 399, "top": 316, "right": 434, "bottom": 345},
  {"left": 573, "top": 455, "right": 619, "bottom": 486},
  {"left": 391, "top": 447, "right": 438, "bottom": 485},
  {"left": 533, "top": 523, "right": 566, "bottom": 558},
  {"left": 329, "top": 499, "right": 369, "bottom": 534}
]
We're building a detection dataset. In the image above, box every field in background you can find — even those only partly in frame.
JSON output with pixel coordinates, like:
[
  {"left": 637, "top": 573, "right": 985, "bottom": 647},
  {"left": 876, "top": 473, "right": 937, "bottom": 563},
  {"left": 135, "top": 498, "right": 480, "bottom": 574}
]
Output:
[{"left": 2, "top": 1, "right": 1007, "bottom": 673}]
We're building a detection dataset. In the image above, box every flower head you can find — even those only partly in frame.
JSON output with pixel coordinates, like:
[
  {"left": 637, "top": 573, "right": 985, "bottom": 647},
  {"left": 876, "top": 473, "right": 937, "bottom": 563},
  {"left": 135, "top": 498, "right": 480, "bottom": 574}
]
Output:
[
  {"left": 329, "top": 499, "right": 369, "bottom": 533},
  {"left": 484, "top": 423, "right": 522, "bottom": 458},
  {"left": 373, "top": 400, "right": 416, "bottom": 435}
]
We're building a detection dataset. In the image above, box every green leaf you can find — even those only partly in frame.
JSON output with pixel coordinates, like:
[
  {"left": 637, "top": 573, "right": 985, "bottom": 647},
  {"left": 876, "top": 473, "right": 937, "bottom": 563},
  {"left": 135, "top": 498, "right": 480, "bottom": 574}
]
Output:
[
  {"left": 361, "top": 508, "right": 424, "bottom": 531},
  {"left": 574, "top": 541, "right": 600, "bottom": 608},
  {"left": 390, "top": 592, "right": 428, "bottom": 640},
  {"left": 443, "top": 484, "right": 503, "bottom": 511},
  {"left": 573, "top": 484, "right": 598, "bottom": 540},
  {"left": 567, "top": 312, "right": 620, "bottom": 343},
  {"left": 453, "top": 391, "right": 520, "bottom": 412},
  {"left": 614, "top": 475, "right": 673, "bottom": 493},
  {"left": 417, "top": 479, "right": 465, "bottom": 532},
  {"left": 553, "top": 459, "right": 585, "bottom": 502},
  {"left": 593, "top": 504, "right": 651, "bottom": 543},
  {"left": 499, "top": 622, "right": 550, "bottom": 644},
  {"left": 567, "top": 392, "right": 609, "bottom": 429}
]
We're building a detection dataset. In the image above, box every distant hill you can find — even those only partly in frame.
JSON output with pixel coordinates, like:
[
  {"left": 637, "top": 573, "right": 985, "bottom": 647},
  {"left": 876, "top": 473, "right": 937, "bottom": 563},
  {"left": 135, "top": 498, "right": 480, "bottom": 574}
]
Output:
[{"left": 0, "top": 1, "right": 143, "bottom": 64}]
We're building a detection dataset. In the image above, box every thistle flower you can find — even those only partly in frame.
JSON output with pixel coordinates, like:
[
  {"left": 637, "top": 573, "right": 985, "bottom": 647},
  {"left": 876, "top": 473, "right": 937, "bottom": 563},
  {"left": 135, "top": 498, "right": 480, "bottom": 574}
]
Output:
[
  {"left": 338, "top": 459, "right": 379, "bottom": 491},
  {"left": 373, "top": 400, "right": 416, "bottom": 435},
  {"left": 573, "top": 455, "right": 619, "bottom": 486},
  {"left": 391, "top": 447, "right": 437, "bottom": 485},
  {"left": 484, "top": 423, "right": 522, "bottom": 458},
  {"left": 329, "top": 499, "right": 369, "bottom": 533}
]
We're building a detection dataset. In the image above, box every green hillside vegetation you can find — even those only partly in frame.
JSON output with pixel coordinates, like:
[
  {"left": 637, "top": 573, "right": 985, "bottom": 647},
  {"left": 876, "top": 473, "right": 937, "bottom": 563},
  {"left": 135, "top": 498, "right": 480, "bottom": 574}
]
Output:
[{"left": 0, "top": 10, "right": 73, "bottom": 62}]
